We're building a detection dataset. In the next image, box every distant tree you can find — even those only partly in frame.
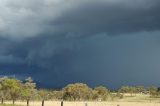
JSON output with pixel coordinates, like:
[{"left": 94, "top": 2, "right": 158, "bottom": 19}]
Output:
[
  {"left": 94, "top": 86, "right": 109, "bottom": 101},
  {"left": 63, "top": 83, "right": 92, "bottom": 101},
  {"left": 91, "top": 90, "right": 99, "bottom": 100},
  {"left": 119, "top": 86, "right": 136, "bottom": 96},
  {"left": 115, "top": 91, "right": 124, "bottom": 99},
  {"left": 38, "top": 89, "right": 50, "bottom": 100},
  {"left": 2, "top": 76, "right": 160, "bottom": 102},
  {"left": 135, "top": 86, "right": 145, "bottom": 93},
  {"left": 148, "top": 86, "right": 158, "bottom": 97},
  {"left": 0, "top": 77, "right": 8, "bottom": 104},
  {"left": 119, "top": 86, "right": 129, "bottom": 93},
  {"left": 20, "top": 77, "right": 36, "bottom": 105},
  {"left": 50, "top": 90, "right": 64, "bottom": 100},
  {"left": 157, "top": 87, "right": 160, "bottom": 92},
  {"left": 129, "top": 87, "right": 136, "bottom": 96},
  {"left": 1, "top": 78, "right": 21, "bottom": 104}
]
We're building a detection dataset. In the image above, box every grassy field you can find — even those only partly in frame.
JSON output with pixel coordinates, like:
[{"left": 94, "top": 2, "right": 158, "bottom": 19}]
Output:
[
  {"left": 2, "top": 101, "right": 160, "bottom": 106},
  {"left": 117, "top": 93, "right": 160, "bottom": 103},
  {"left": 1, "top": 94, "right": 160, "bottom": 106},
  {"left": 0, "top": 104, "right": 22, "bottom": 106}
]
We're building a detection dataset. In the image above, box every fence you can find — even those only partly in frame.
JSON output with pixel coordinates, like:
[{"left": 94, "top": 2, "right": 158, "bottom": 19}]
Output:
[
  {"left": 1, "top": 99, "right": 159, "bottom": 106},
  {"left": 1, "top": 99, "right": 121, "bottom": 106}
]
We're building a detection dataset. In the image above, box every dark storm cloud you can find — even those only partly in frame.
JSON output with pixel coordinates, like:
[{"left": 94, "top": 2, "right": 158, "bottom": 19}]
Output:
[
  {"left": 1, "top": 32, "right": 160, "bottom": 88},
  {"left": 0, "top": 35, "right": 79, "bottom": 78},
  {"left": 53, "top": 0, "right": 160, "bottom": 36},
  {"left": 1, "top": 0, "right": 160, "bottom": 88},
  {"left": 0, "top": 34, "right": 96, "bottom": 88},
  {"left": 0, "top": 0, "right": 160, "bottom": 38}
]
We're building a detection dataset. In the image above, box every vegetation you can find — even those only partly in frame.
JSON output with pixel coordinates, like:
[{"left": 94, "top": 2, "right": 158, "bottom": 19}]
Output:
[{"left": 0, "top": 76, "right": 160, "bottom": 103}]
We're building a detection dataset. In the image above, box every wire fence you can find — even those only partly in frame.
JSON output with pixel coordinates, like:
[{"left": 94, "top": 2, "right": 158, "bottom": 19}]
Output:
[{"left": 1, "top": 100, "right": 160, "bottom": 106}]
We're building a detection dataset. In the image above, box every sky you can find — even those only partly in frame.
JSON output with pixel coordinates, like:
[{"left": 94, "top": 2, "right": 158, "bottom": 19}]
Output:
[{"left": 0, "top": 0, "right": 160, "bottom": 89}]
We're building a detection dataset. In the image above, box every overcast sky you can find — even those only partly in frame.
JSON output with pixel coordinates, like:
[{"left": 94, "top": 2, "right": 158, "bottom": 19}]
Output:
[{"left": 0, "top": 0, "right": 160, "bottom": 88}]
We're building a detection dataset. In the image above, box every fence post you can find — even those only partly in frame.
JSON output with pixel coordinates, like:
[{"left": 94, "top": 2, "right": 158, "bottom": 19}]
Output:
[
  {"left": 27, "top": 99, "right": 29, "bottom": 106},
  {"left": 42, "top": 100, "right": 44, "bottom": 106},
  {"left": 85, "top": 103, "right": 88, "bottom": 106},
  {"left": 13, "top": 99, "right": 15, "bottom": 105},
  {"left": 1, "top": 98, "right": 3, "bottom": 104},
  {"left": 61, "top": 101, "right": 63, "bottom": 106}
]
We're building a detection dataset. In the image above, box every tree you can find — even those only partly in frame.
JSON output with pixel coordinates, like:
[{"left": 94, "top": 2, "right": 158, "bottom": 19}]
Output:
[
  {"left": 135, "top": 86, "right": 145, "bottom": 93},
  {"left": 148, "top": 86, "right": 158, "bottom": 97},
  {"left": 118, "top": 86, "right": 136, "bottom": 96},
  {"left": 94, "top": 86, "right": 109, "bottom": 101},
  {"left": 51, "top": 90, "right": 64, "bottom": 100},
  {"left": 1, "top": 78, "right": 21, "bottom": 104},
  {"left": 91, "top": 90, "right": 99, "bottom": 100},
  {"left": 63, "top": 83, "right": 92, "bottom": 101},
  {"left": 157, "top": 87, "right": 160, "bottom": 92},
  {"left": 20, "top": 77, "right": 36, "bottom": 105},
  {"left": 0, "top": 77, "right": 8, "bottom": 104},
  {"left": 129, "top": 87, "right": 136, "bottom": 96},
  {"left": 38, "top": 89, "right": 50, "bottom": 100},
  {"left": 119, "top": 86, "right": 130, "bottom": 93}
]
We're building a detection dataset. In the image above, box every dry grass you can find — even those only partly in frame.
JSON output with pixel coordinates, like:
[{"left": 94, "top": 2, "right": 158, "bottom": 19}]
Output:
[
  {"left": 2, "top": 94, "right": 160, "bottom": 106},
  {"left": 2, "top": 101, "right": 160, "bottom": 106}
]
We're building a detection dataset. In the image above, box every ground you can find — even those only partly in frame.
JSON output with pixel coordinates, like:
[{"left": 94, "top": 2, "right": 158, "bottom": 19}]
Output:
[
  {"left": 1, "top": 101, "right": 160, "bottom": 106},
  {"left": 1, "top": 94, "right": 160, "bottom": 106}
]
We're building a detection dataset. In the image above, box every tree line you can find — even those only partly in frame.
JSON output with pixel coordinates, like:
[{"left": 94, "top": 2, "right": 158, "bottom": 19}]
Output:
[{"left": 0, "top": 77, "right": 160, "bottom": 104}]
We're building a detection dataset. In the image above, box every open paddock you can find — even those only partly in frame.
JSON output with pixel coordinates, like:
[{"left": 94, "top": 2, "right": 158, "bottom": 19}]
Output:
[{"left": 3, "top": 101, "right": 160, "bottom": 106}]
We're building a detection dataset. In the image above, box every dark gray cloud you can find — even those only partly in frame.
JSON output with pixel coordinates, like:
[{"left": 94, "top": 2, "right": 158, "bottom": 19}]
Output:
[
  {"left": 0, "top": 0, "right": 160, "bottom": 38},
  {"left": 1, "top": 33, "right": 160, "bottom": 88},
  {"left": 0, "top": 0, "right": 160, "bottom": 88},
  {"left": 53, "top": 0, "right": 160, "bottom": 36}
]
